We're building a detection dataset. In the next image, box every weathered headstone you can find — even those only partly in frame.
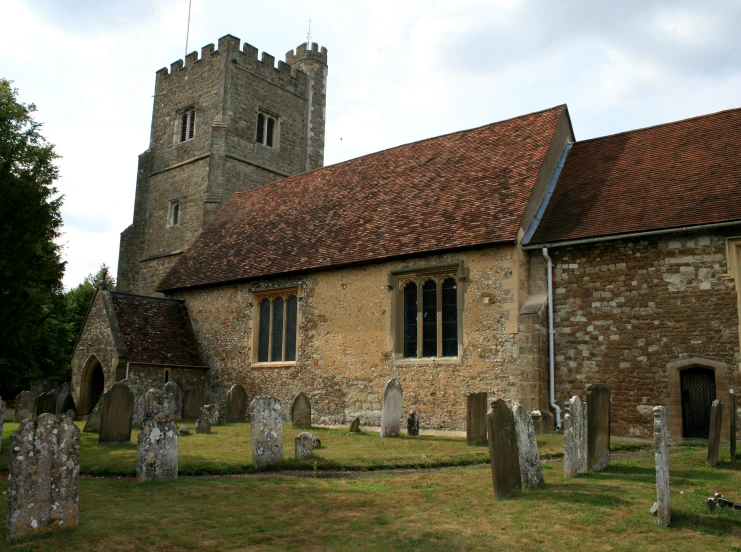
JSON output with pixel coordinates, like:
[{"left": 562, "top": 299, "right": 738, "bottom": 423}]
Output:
[
  {"left": 99, "top": 383, "right": 134, "bottom": 443},
  {"left": 14, "top": 390, "right": 35, "bottom": 422},
  {"left": 512, "top": 404, "right": 544, "bottom": 489},
  {"left": 121, "top": 380, "right": 146, "bottom": 427},
  {"left": 56, "top": 382, "right": 71, "bottom": 413},
  {"left": 587, "top": 383, "right": 610, "bottom": 471},
  {"left": 349, "top": 416, "right": 361, "bottom": 433},
  {"left": 467, "top": 392, "right": 488, "bottom": 446},
  {"left": 707, "top": 399, "right": 723, "bottom": 467},
  {"left": 137, "top": 417, "right": 178, "bottom": 481},
  {"left": 730, "top": 389, "right": 737, "bottom": 462},
  {"left": 201, "top": 404, "right": 219, "bottom": 425},
  {"left": 30, "top": 379, "right": 59, "bottom": 397},
  {"left": 407, "top": 410, "right": 420, "bottom": 436},
  {"left": 251, "top": 396, "right": 284, "bottom": 468},
  {"left": 163, "top": 381, "right": 183, "bottom": 421},
  {"left": 486, "top": 399, "right": 522, "bottom": 499},
  {"left": 7, "top": 413, "right": 80, "bottom": 540},
  {"left": 145, "top": 388, "right": 171, "bottom": 419},
  {"left": 291, "top": 391, "right": 312, "bottom": 429},
  {"left": 83, "top": 403, "right": 102, "bottom": 433},
  {"left": 178, "top": 425, "right": 190, "bottom": 436},
  {"left": 0, "top": 395, "right": 4, "bottom": 452},
  {"left": 564, "top": 395, "right": 588, "bottom": 477},
  {"left": 653, "top": 406, "right": 671, "bottom": 526},
  {"left": 35, "top": 390, "right": 58, "bottom": 417},
  {"left": 65, "top": 409, "right": 77, "bottom": 420},
  {"left": 295, "top": 432, "right": 315, "bottom": 459},
  {"left": 380, "top": 378, "right": 403, "bottom": 437},
  {"left": 226, "top": 384, "right": 248, "bottom": 423},
  {"left": 183, "top": 387, "right": 205, "bottom": 419},
  {"left": 60, "top": 392, "right": 76, "bottom": 415},
  {"left": 195, "top": 416, "right": 212, "bottom": 434}
]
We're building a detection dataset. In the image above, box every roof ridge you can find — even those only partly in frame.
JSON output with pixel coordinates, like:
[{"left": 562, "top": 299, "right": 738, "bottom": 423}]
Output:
[
  {"left": 110, "top": 291, "right": 185, "bottom": 305},
  {"left": 574, "top": 106, "right": 741, "bottom": 146}
]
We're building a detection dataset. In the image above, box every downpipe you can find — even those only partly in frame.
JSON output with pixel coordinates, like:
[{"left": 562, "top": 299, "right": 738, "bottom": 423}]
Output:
[{"left": 543, "top": 247, "right": 562, "bottom": 429}]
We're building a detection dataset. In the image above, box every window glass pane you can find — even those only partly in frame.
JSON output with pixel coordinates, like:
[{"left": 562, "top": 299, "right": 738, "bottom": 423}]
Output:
[
  {"left": 171, "top": 202, "right": 180, "bottom": 225},
  {"left": 441, "top": 277, "right": 457, "bottom": 356},
  {"left": 256, "top": 113, "right": 264, "bottom": 144},
  {"left": 271, "top": 297, "right": 284, "bottom": 361},
  {"left": 258, "top": 299, "right": 270, "bottom": 362},
  {"left": 285, "top": 295, "right": 297, "bottom": 362},
  {"left": 422, "top": 280, "right": 437, "bottom": 356},
  {"left": 403, "top": 283, "right": 417, "bottom": 358},
  {"left": 266, "top": 117, "right": 274, "bottom": 147},
  {"left": 188, "top": 110, "right": 195, "bottom": 139}
]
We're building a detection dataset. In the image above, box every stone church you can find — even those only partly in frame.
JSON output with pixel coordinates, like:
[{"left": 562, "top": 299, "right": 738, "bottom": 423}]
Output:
[{"left": 71, "top": 34, "right": 741, "bottom": 440}]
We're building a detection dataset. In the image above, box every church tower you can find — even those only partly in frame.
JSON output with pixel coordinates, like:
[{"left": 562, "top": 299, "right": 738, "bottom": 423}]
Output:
[{"left": 117, "top": 35, "right": 328, "bottom": 295}]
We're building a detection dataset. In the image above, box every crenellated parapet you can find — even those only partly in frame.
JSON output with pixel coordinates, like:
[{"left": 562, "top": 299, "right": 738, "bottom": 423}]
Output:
[{"left": 285, "top": 42, "right": 328, "bottom": 66}]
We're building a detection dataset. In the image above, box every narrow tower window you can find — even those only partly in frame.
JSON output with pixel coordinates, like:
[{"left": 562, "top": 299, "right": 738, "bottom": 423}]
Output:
[
  {"left": 168, "top": 199, "right": 181, "bottom": 226},
  {"left": 256, "top": 112, "right": 277, "bottom": 148},
  {"left": 178, "top": 108, "right": 195, "bottom": 142}
]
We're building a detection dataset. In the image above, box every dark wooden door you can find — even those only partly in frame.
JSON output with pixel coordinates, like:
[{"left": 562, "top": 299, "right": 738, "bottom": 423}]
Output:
[{"left": 681, "top": 367, "right": 716, "bottom": 439}]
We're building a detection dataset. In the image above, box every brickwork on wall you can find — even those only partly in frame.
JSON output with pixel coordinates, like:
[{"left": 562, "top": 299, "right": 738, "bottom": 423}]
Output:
[{"left": 547, "top": 230, "right": 740, "bottom": 438}]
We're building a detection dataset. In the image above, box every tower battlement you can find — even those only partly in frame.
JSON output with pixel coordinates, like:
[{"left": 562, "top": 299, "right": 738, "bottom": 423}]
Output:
[{"left": 285, "top": 42, "right": 329, "bottom": 66}]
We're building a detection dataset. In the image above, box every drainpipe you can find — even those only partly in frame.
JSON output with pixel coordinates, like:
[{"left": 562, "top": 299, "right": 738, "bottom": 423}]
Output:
[
  {"left": 543, "top": 247, "right": 562, "bottom": 429},
  {"left": 125, "top": 361, "right": 130, "bottom": 380}
]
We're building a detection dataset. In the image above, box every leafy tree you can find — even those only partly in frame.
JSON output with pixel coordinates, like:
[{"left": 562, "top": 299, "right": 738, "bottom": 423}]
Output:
[
  {"left": 0, "top": 78, "right": 68, "bottom": 393},
  {"left": 66, "top": 264, "right": 116, "bottom": 340}
]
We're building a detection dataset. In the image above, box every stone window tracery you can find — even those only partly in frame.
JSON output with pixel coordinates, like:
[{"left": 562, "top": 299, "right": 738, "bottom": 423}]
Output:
[{"left": 254, "top": 288, "right": 299, "bottom": 365}]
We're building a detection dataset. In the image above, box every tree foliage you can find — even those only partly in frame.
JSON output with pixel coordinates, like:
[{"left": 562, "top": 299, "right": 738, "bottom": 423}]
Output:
[{"left": 0, "top": 78, "right": 68, "bottom": 393}]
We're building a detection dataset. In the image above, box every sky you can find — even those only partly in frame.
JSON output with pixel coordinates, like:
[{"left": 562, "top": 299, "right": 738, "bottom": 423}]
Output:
[{"left": 3, "top": 0, "right": 741, "bottom": 289}]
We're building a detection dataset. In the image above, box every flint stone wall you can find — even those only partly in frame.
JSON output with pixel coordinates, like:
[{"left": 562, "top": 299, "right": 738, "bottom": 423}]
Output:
[
  {"left": 7, "top": 414, "right": 80, "bottom": 540},
  {"left": 251, "top": 397, "right": 284, "bottom": 468},
  {"left": 137, "top": 418, "right": 178, "bottom": 481}
]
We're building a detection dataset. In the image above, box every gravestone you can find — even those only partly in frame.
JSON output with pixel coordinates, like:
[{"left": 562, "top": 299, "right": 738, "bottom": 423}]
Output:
[
  {"left": 195, "top": 416, "right": 211, "bottom": 434},
  {"left": 99, "top": 383, "right": 134, "bottom": 443},
  {"left": 291, "top": 391, "right": 312, "bottom": 428},
  {"left": 56, "top": 382, "right": 71, "bottom": 413},
  {"left": 486, "top": 399, "right": 522, "bottom": 499},
  {"left": 0, "top": 395, "right": 4, "bottom": 452},
  {"left": 349, "top": 416, "right": 361, "bottom": 433},
  {"left": 201, "top": 404, "right": 219, "bottom": 425},
  {"left": 60, "top": 392, "right": 76, "bottom": 415},
  {"left": 30, "top": 379, "right": 59, "bottom": 397},
  {"left": 65, "top": 409, "right": 76, "bottom": 420},
  {"left": 380, "top": 378, "right": 403, "bottom": 437},
  {"left": 564, "top": 395, "right": 588, "bottom": 477},
  {"left": 587, "top": 383, "right": 611, "bottom": 471},
  {"left": 183, "top": 387, "right": 205, "bottom": 419},
  {"left": 226, "top": 384, "right": 247, "bottom": 423},
  {"left": 295, "top": 432, "right": 315, "bottom": 459},
  {"left": 7, "top": 413, "right": 80, "bottom": 540},
  {"left": 730, "top": 389, "right": 737, "bottom": 462},
  {"left": 707, "top": 399, "right": 723, "bottom": 467},
  {"left": 121, "top": 380, "right": 146, "bottom": 427},
  {"left": 15, "top": 390, "right": 35, "bottom": 422},
  {"left": 512, "top": 404, "right": 544, "bottom": 489},
  {"left": 653, "top": 406, "right": 671, "bottom": 526},
  {"left": 407, "top": 410, "right": 420, "bottom": 436},
  {"left": 467, "top": 392, "right": 488, "bottom": 446},
  {"left": 137, "top": 417, "right": 178, "bottom": 481},
  {"left": 83, "top": 403, "right": 102, "bottom": 433},
  {"left": 178, "top": 426, "right": 190, "bottom": 436},
  {"left": 35, "top": 390, "right": 58, "bottom": 416},
  {"left": 251, "top": 396, "right": 284, "bottom": 468},
  {"left": 163, "top": 381, "right": 183, "bottom": 421}
]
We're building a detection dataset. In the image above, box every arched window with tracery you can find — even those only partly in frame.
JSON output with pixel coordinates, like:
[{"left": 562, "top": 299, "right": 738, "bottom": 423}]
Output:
[{"left": 254, "top": 288, "right": 299, "bottom": 364}]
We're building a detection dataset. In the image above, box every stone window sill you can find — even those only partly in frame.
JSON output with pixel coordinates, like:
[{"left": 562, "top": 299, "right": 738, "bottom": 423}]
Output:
[
  {"left": 394, "top": 357, "right": 462, "bottom": 366},
  {"left": 252, "top": 362, "right": 297, "bottom": 369}
]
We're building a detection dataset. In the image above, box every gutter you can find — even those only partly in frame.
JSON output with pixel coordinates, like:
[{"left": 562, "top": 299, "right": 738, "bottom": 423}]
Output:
[{"left": 542, "top": 247, "right": 561, "bottom": 430}]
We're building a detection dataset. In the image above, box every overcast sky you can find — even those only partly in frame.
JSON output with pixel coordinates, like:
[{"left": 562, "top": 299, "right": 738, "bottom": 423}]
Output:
[{"left": 3, "top": 0, "right": 741, "bottom": 289}]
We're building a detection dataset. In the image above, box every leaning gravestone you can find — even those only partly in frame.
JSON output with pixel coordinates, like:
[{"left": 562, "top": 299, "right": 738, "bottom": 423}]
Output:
[
  {"left": 99, "top": 383, "right": 134, "bottom": 443},
  {"left": 295, "top": 432, "right": 315, "bottom": 459},
  {"left": 467, "top": 392, "right": 488, "bottom": 446},
  {"left": 512, "top": 404, "right": 544, "bottom": 489},
  {"left": 163, "top": 381, "right": 183, "bottom": 421},
  {"left": 195, "top": 416, "right": 211, "bottom": 434},
  {"left": 183, "top": 387, "right": 205, "bottom": 419},
  {"left": 201, "top": 404, "right": 219, "bottom": 425},
  {"left": 380, "top": 378, "right": 403, "bottom": 437},
  {"left": 730, "top": 389, "right": 737, "bottom": 462},
  {"left": 349, "top": 416, "right": 361, "bottom": 433},
  {"left": 7, "top": 413, "right": 80, "bottom": 540},
  {"left": 137, "top": 416, "right": 178, "bottom": 481},
  {"left": 226, "top": 384, "right": 248, "bottom": 423},
  {"left": 564, "top": 395, "right": 588, "bottom": 477},
  {"left": 653, "top": 406, "right": 671, "bottom": 526},
  {"left": 83, "top": 403, "right": 102, "bottom": 433},
  {"left": 707, "top": 399, "right": 723, "bottom": 467},
  {"left": 56, "top": 382, "right": 71, "bottom": 413},
  {"left": 0, "top": 395, "right": 4, "bottom": 452},
  {"left": 407, "top": 410, "right": 420, "bottom": 436},
  {"left": 35, "top": 390, "right": 58, "bottom": 416},
  {"left": 587, "top": 383, "right": 611, "bottom": 471},
  {"left": 121, "top": 380, "right": 146, "bottom": 427},
  {"left": 251, "top": 397, "right": 284, "bottom": 468},
  {"left": 15, "top": 390, "right": 35, "bottom": 422},
  {"left": 486, "top": 399, "right": 522, "bottom": 499},
  {"left": 291, "top": 391, "right": 312, "bottom": 429}
]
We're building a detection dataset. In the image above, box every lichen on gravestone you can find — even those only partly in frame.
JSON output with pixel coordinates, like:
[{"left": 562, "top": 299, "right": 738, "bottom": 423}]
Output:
[
  {"left": 380, "top": 378, "right": 402, "bottom": 438},
  {"left": 295, "top": 432, "right": 315, "bottom": 459},
  {"left": 512, "top": 404, "right": 544, "bottom": 489},
  {"left": 251, "top": 396, "right": 284, "bottom": 469},
  {"left": 137, "top": 417, "right": 178, "bottom": 482}
]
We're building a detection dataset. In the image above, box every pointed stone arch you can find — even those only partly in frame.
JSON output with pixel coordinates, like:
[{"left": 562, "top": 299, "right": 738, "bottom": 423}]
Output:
[{"left": 79, "top": 355, "right": 106, "bottom": 415}]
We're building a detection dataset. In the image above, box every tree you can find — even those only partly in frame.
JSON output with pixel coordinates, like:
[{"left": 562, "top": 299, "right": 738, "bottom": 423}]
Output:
[
  {"left": 0, "top": 78, "right": 68, "bottom": 394},
  {"left": 66, "top": 264, "right": 116, "bottom": 340}
]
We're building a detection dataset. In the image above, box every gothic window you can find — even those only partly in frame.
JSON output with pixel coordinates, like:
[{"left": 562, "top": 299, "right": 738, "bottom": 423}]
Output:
[
  {"left": 254, "top": 288, "right": 299, "bottom": 364},
  {"left": 168, "top": 198, "right": 181, "bottom": 226},
  {"left": 177, "top": 108, "right": 195, "bottom": 142},
  {"left": 394, "top": 265, "right": 461, "bottom": 359},
  {"left": 256, "top": 112, "right": 277, "bottom": 147}
]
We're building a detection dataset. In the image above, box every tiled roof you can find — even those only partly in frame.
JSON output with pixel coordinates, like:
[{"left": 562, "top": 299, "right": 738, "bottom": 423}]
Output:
[
  {"left": 109, "top": 292, "right": 205, "bottom": 367},
  {"left": 159, "top": 105, "right": 567, "bottom": 290},
  {"left": 530, "top": 107, "right": 741, "bottom": 245}
]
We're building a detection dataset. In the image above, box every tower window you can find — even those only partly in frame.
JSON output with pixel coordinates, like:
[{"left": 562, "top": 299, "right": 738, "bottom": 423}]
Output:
[
  {"left": 168, "top": 199, "right": 181, "bottom": 226},
  {"left": 256, "top": 112, "right": 277, "bottom": 148},
  {"left": 177, "top": 108, "right": 195, "bottom": 142}
]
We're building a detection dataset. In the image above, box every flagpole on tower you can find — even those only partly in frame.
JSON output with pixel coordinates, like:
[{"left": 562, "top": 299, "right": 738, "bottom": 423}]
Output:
[
  {"left": 307, "top": 19, "right": 312, "bottom": 45},
  {"left": 185, "top": 0, "right": 192, "bottom": 59}
]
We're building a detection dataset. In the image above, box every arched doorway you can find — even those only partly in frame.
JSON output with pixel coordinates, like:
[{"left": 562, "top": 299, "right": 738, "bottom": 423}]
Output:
[
  {"left": 80, "top": 356, "right": 105, "bottom": 415},
  {"left": 681, "top": 367, "right": 716, "bottom": 439}
]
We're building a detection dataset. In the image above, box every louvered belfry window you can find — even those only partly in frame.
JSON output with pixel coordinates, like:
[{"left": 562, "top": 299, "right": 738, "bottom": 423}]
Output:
[
  {"left": 398, "top": 267, "right": 460, "bottom": 359},
  {"left": 178, "top": 109, "right": 195, "bottom": 142},
  {"left": 256, "top": 112, "right": 276, "bottom": 147},
  {"left": 255, "top": 289, "right": 299, "bottom": 363}
]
